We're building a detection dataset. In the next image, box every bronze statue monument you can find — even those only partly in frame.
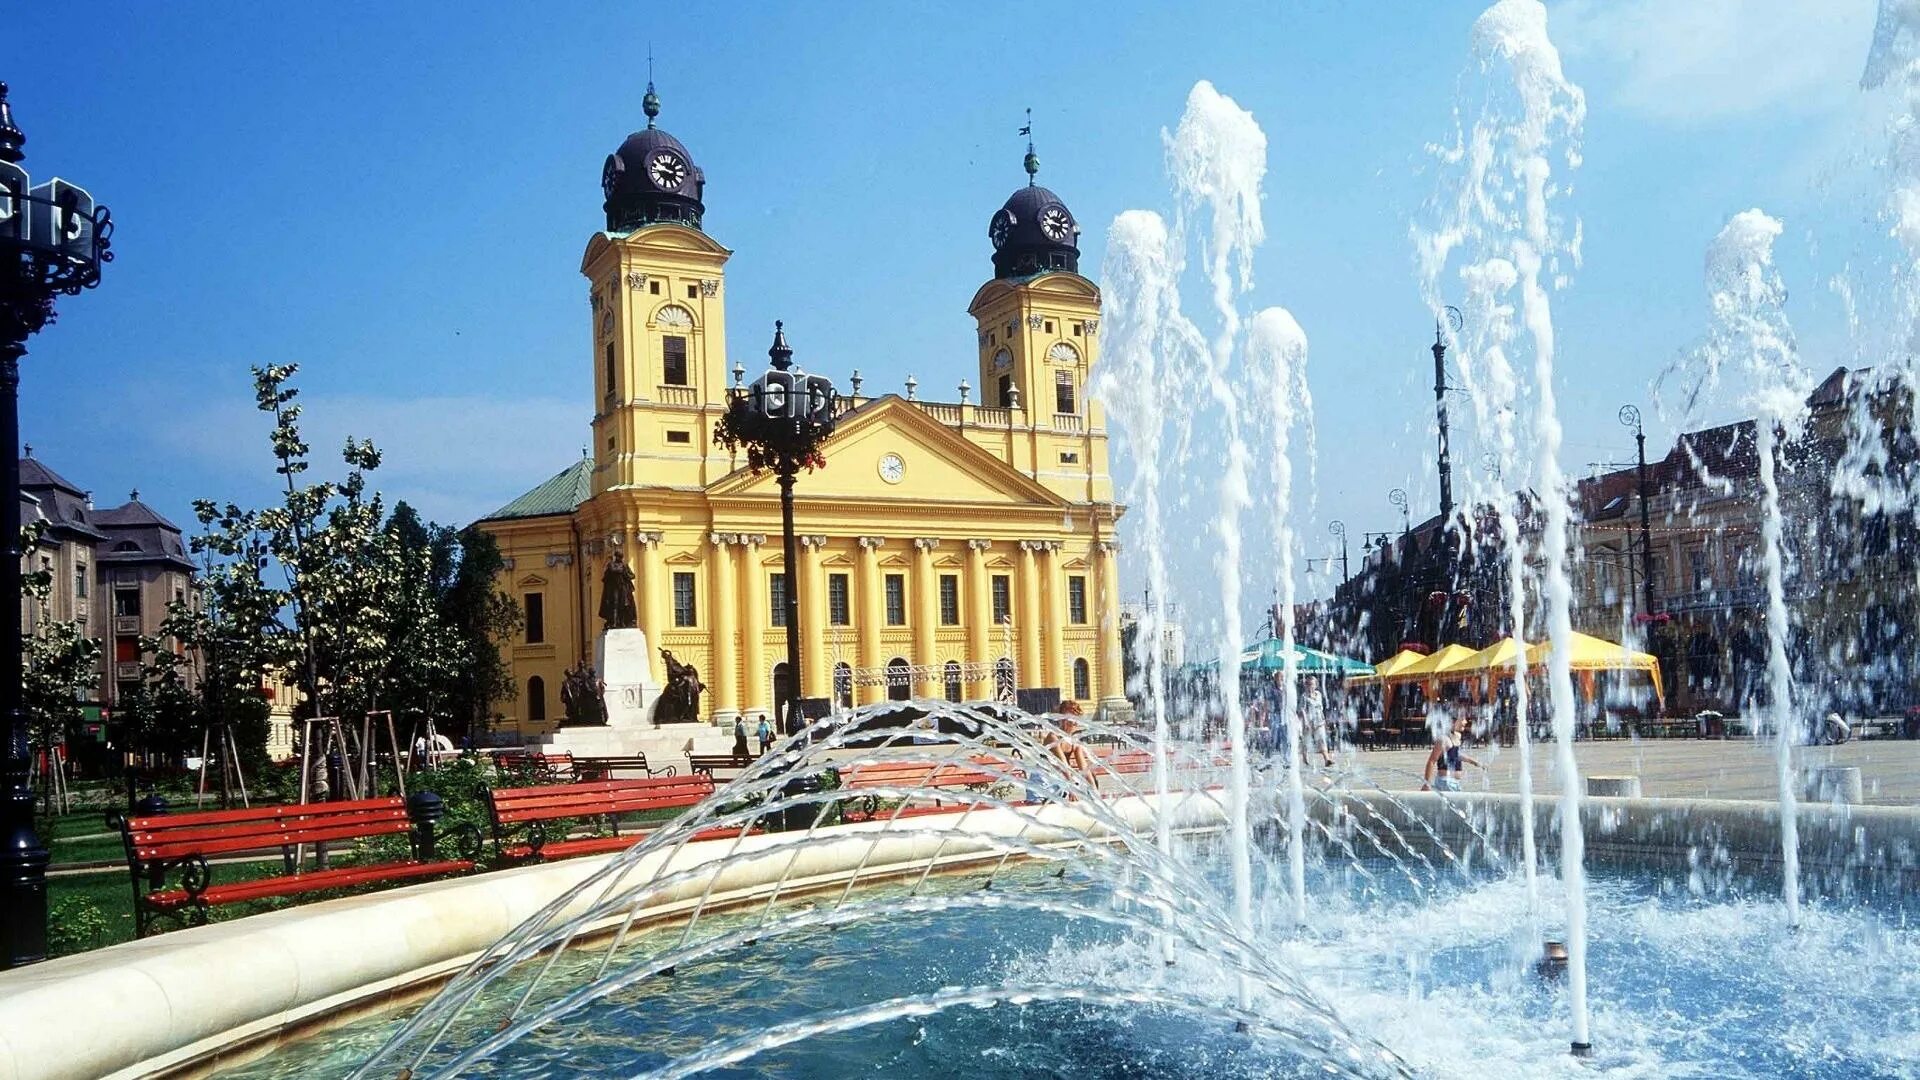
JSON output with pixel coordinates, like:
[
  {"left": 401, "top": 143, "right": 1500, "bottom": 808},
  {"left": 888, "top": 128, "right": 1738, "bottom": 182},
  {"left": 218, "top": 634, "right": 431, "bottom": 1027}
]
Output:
[
  {"left": 655, "top": 648, "right": 706, "bottom": 724},
  {"left": 599, "top": 551, "right": 638, "bottom": 631},
  {"left": 558, "top": 663, "right": 607, "bottom": 726}
]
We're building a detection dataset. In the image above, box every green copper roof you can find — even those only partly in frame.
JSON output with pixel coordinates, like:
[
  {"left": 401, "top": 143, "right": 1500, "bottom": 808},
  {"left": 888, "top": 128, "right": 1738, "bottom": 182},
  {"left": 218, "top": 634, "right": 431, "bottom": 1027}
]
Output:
[{"left": 483, "top": 458, "right": 592, "bottom": 522}]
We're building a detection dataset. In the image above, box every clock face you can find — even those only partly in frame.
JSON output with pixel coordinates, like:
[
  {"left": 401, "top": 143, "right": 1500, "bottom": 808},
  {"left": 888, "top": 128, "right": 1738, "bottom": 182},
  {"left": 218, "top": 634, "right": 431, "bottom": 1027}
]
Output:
[
  {"left": 648, "top": 151, "right": 688, "bottom": 190},
  {"left": 878, "top": 453, "right": 905, "bottom": 484},
  {"left": 988, "top": 209, "right": 1015, "bottom": 249},
  {"left": 601, "top": 154, "right": 624, "bottom": 199},
  {"left": 1039, "top": 205, "right": 1074, "bottom": 242}
]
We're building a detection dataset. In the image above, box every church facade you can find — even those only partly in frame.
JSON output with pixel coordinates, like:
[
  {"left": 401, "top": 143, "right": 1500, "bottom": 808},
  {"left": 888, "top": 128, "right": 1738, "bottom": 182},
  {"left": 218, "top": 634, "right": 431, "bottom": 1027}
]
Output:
[{"left": 478, "top": 86, "right": 1126, "bottom": 739}]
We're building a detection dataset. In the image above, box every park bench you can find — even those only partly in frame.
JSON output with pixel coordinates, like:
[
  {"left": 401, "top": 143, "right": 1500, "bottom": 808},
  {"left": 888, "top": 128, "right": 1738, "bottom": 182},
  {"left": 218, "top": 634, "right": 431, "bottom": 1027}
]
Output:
[
  {"left": 485, "top": 775, "right": 746, "bottom": 860},
  {"left": 493, "top": 750, "right": 576, "bottom": 783},
  {"left": 574, "top": 753, "right": 675, "bottom": 781},
  {"left": 120, "top": 796, "right": 476, "bottom": 937},
  {"left": 687, "top": 750, "right": 759, "bottom": 779},
  {"left": 837, "top": 759, "right": 1003, "bottom": 822}
]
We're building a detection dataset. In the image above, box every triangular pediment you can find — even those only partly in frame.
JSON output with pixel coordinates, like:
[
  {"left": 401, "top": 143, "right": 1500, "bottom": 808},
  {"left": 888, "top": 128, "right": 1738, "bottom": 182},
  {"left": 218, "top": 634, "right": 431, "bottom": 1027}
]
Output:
[
  {"left": 822, "top": 553, "right": 854, "bottom": 567},
  {"left": 665, "top": 549, "right": 704, "bottom": 566},
  {"left": 966, "top": 271, "right": 1100, "bottom": 315},
  {"left": 708, "top": 396, "right": 1070, "bottom": 509},
  {"left": 516, "top": 574, "right": 549, "bottom": 588},
  {"left": 581, "top": 225, "right": 731, "bottom": 271},
  {"left": 935, "top": 554, "right": 963, "bottom": 568}
]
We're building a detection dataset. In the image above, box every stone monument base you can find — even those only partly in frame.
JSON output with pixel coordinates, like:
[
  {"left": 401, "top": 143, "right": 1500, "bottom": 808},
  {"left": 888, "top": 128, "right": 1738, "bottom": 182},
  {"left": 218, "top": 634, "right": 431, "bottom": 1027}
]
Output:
[{"left": 542, "top": 628, "right": 722, "bottom": 760}]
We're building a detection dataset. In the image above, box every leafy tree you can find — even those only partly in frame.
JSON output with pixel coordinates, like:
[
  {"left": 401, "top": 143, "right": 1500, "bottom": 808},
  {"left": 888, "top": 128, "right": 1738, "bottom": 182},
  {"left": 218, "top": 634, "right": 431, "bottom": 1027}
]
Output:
[
  {"left": 20, "top": 523, "right": 100, "bottom": 811},
  {"left": 442, "top": 525, "right": 521, "bottom": 737}
]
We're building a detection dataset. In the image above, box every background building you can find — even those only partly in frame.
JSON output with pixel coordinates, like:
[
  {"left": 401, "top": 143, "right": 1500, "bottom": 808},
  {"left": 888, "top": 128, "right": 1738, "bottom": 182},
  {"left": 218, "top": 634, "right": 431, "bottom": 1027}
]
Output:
[
  {"left": 478, "top": 90, "right": 1126, "bottom": 739},
  {"left": 19, "top": 452, "right": 196, "bottom": 769}
]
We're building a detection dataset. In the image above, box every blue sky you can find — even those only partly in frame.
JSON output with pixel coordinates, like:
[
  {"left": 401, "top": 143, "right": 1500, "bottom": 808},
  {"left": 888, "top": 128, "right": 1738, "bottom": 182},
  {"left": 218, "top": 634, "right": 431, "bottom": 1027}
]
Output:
[{"left": 1, "top": 1, "right": 1894, "bottom": 611}]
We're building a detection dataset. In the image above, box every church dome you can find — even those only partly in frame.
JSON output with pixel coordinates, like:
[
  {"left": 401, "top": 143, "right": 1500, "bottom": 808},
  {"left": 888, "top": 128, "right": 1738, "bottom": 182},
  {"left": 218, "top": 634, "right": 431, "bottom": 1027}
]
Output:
[
  {"left": 601, "top": 83, "right": 706, "bottom": 232},
  {"left": 988, "top": 143, "right": 1079, "bottom": 279}
]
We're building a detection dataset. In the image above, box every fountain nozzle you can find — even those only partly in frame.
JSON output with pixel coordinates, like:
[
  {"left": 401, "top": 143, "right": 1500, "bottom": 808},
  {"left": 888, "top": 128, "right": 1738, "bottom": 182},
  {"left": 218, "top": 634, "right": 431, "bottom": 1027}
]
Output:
[
  {"left": 1535, "top": 939, "right": 1570, "bottom": 981},
  {"left": 1571, "top": 1041, "right": 1594, "bottom": 1058}
]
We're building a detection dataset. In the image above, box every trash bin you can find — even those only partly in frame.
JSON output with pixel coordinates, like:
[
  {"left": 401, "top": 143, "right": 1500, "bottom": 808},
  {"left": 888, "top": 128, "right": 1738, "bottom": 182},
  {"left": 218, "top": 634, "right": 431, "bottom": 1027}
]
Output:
[{"left": 779, "top": 773, "right": 824, "bottom": 833}]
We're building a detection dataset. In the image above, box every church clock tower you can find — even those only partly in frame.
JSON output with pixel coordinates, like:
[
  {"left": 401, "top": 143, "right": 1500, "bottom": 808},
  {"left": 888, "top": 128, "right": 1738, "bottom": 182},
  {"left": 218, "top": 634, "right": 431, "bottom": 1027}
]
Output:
[{"left": 582, "top": 81, "right": 734, "bottom": 496}]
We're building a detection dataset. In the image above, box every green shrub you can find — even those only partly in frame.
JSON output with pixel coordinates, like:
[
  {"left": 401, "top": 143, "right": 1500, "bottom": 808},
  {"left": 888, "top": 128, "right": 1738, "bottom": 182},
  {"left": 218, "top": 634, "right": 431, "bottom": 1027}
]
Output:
[{"left": 48, "top": 895, "right": 109, "bottom": 955}]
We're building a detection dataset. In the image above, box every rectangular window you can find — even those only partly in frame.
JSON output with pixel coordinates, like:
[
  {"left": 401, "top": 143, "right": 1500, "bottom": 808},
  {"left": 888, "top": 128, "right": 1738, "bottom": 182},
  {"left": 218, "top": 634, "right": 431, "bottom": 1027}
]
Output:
[
  {"left": 663, "top": 335, "right": 689, "bottom": 385},
  {"left": 605, "top": 341, "right": 616, "bottom": 398},
  {"left": 74, "top": 564, "right": 87, "bottom": 600},
  {"left": 686, "top": 283, "right": 698, "bottom": 299},
  {"left": 885, "top": 574, "right": 906, "bottom": 626},
  {"left": 673, "top": 572, "right": 697, "bottom": 627},
  {"left": 1055, "top": 370, "right": 1076, "bottom": 415},
  {"left": 649, "top": 280, "right": 661, "bottom": 296},
  {"left": 524, "top": 592, "right": 545, "bottom": 644},
  {"left": 1073, "top": 322, "right": 1083, "bottom": 337},
  {"left": 114, "top": 590, "right": 141, "bottom": 618},
  {"left": 1059, "top": 451, "right": 1080, "bottom": 464},
  {"left": 991, "top": 575, "right": 1011, "bottom": 623},
  {"left": 939, "top": 574, "right": 960, "bottom": 625},
  {"left": 997, "top": 374, "right": 1013, "bottom": 408},
  {"left": 1068, "top": 576, "right": 1088, "bottom": 624},
  {"left": 665, "top": 429, "right": 691, "bottom": 444},
  {"left": 770, "top": 572, "right": 789, "bottom": 627},
  {"left": 115, "top": 637, "right": 139, "bottom": 663},
  {"left": 1044, "top": 319, "right": 1054, "bottom": 333},
  {"left": 1689, "top": 549, "right": 1710, "bottom": 592},
  {"left": 828, "top": 573, "right": 850, "bottom": 626}
]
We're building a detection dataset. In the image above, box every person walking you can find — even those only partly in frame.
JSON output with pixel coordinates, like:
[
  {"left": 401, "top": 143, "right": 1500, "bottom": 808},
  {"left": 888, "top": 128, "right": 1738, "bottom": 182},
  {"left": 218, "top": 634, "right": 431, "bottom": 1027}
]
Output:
[
  {"left": 756, "top": 714, "right": 774, "bottom": 754},
  {"left": 732, "top": 716, "right": 751, "bottom": 761},
  {"left": 1300, "top": 677, "right": 1334, "bottom": 769}
]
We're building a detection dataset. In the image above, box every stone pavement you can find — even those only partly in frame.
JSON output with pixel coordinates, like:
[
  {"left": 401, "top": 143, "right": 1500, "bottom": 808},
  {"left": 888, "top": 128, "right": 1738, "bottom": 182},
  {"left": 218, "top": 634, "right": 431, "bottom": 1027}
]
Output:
[{"left": 1335, "top": 736, "right": 1920, "bottom": 806}]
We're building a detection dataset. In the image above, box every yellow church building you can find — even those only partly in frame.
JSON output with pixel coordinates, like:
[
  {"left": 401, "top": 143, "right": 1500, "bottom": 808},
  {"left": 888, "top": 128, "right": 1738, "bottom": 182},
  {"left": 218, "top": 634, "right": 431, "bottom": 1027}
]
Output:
[{"left": 478, "top": 85, "right": 1126, "bottom": 738}]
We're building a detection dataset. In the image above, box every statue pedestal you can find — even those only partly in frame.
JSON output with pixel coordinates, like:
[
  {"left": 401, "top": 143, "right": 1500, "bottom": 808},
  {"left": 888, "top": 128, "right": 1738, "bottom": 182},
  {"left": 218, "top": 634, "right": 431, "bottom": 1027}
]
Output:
[{"left": 595, "top": 628, "right": 658, "bottom": 729}]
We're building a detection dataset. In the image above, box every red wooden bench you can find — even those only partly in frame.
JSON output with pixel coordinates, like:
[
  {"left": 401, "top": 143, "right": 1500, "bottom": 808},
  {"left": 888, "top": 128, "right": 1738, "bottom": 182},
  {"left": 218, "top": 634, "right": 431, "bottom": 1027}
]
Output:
[
  {"left": 120, "top": 796, "right": 477, "bottom": 937},
  {"left": 484, "top": 775, "right": 750, "bottom": 861},
  {"left": 837, "top": 759, "right": 1004, "bottom": 822},
  {"left": 494, "top": 751, "right": 576, "bottom": 783}
]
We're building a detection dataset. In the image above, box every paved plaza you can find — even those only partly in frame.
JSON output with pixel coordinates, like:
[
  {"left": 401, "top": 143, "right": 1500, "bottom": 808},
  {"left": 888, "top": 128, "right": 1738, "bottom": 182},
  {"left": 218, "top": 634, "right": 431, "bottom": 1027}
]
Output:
[{"left": 1340, "top": 736, "right": 1920, "bottom": 805}]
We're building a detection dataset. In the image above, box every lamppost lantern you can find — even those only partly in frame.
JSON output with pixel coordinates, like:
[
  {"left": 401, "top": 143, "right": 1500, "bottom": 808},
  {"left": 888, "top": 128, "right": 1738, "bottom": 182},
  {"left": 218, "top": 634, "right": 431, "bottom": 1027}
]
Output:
[
  {"left": 1618, "top": 404, "right": 1641, "bottom": 433},
  {"left": 1387, "top": 487, "right": 1410, "bottom": 534},
  {"left": 715, "top": 322, "right": 839, "bottom": 735},
  {"left": 0, "top": 80, "right": 114, "bottom": 971}
]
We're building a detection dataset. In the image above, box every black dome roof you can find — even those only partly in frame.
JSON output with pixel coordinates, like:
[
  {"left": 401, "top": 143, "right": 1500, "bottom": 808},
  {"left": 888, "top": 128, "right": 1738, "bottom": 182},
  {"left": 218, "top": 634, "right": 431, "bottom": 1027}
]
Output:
[
  {"left": 602, "top": 84, "right": 705, "bottom": 232},
  {"left": 988, "top": 180, "right": 1079, "bottom": 279}
]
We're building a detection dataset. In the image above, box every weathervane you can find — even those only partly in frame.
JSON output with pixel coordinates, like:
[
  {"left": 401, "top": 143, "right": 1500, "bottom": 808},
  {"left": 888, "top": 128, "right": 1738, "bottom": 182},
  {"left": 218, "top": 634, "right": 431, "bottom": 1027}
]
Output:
[{"left": 1021, "top": 107, "right": 1037, "bottom": 184}]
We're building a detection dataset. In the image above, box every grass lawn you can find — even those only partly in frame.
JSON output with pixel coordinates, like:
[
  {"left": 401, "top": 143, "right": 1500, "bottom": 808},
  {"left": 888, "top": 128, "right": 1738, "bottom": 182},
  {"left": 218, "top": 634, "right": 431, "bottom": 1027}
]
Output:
[{"left": 48, "top": 859, "right": 290, "bottom": 957}]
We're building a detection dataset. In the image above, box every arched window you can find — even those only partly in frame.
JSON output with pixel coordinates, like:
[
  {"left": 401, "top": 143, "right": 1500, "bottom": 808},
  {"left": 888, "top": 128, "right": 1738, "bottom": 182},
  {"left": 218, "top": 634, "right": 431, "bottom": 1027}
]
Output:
[
  {"left": 1072, "top": 658, "right": 1091, "bottom": 701},
  {"left": 886, "top": 658, "right": 912, "bottom": 702},
  {"left": 833, "top": 662, "right": 854, "bottom": 710},
  {"left": 772, "top": 662, "right": 793, "bottom": 723},
  {"left": 943, "top": 660, "right": 963, "bottom": 702},
  {"left": 528, "top": 676, "right": 547, "bottom": 724},
  {"left": 993, "top": 657, "right": 1016, "bottom": 702}
]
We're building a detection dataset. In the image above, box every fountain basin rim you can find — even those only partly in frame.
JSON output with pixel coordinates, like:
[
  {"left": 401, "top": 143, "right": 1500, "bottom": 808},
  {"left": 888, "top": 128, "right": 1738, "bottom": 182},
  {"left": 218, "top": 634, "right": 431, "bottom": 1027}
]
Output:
[{"left": 0, "top": 794, "right": 1224, "bottom": 1080}]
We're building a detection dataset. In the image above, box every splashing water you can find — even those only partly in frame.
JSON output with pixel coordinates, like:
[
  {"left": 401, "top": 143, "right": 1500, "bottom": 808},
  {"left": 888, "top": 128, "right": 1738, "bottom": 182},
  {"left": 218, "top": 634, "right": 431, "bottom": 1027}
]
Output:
[
  {"left": 1249, "top": 308, "right": 1314, "bottom": 929},
  {"left": 1418, "top": 0, "right": 1593, "bottom": 1052},
  {"left": 1164, "top": 79, "right": 1272, "bottom": 1002},
  {"left": 1684, "top": 209, "right": 1812, "bottom": 927}
]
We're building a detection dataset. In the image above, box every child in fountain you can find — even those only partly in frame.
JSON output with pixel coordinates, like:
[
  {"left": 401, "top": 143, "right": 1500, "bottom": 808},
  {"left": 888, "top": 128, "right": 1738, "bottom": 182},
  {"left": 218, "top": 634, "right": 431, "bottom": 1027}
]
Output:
[
  {"left": 1300, "top": 677, "right": 1334, "bottom": 770},
  {"left": 1420, "top": 710, "right": 1481, "bottom": 793}
]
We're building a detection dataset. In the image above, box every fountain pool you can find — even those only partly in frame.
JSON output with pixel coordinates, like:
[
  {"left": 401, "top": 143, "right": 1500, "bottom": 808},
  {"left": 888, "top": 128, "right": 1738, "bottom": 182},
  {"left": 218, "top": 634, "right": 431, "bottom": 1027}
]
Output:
[{"left": 209, "top": 832, "right": 1920, "bottom": 1080}]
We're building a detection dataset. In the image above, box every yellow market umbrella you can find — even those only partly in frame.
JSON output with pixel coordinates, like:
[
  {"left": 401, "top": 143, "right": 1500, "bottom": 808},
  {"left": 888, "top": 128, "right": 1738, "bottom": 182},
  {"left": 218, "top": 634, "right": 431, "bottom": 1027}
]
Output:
[
  {"left": 1524, "top": 631, "right": 1665, "bottom": 708},
  {"left": 1367, "top": 648, "right": 1428, "bottom": 682},
  {"left": 1388, "top": 643, "right": 1480, "bottom": 682},
  {"left": 1460, "top": 636, "right": 1530, "bottom": 672}
]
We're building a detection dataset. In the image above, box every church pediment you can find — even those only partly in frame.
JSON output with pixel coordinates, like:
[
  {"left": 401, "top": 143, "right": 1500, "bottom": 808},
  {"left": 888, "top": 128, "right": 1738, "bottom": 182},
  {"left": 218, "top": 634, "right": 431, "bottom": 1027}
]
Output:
[
  {"left": 581, "top": 225, "right": 731, "bottom": 271},
  {"left": 516, "top": 574, "right": 549, "bottom": 588},
  {"left": 707, "top": 395, "right": 1069, "bottom": 509},
  {"left": 966, "top": 271, "right": 1100, "bottom": 315},
  {"left": 664, "top": 549, "right": 704, "bottom": 566}
]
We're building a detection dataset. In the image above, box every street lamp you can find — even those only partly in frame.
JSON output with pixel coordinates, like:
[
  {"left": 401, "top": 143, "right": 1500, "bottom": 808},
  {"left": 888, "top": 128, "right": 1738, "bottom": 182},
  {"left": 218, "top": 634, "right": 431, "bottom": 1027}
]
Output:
[
  {"left": 714, "top": 322, "right": 837, "bottom": 735},
  {"left": 1327, "top": 519, "right": 1349, "bottom": 584},
  {"left": 0, "top": 82, "right": 114, "bottom": 970},
  {"left": 1619, "top": 404, "right": 1655, "bottom": 619},
  {"left": 1387, "top": 487, "right": 1410, "bottom": 535}
]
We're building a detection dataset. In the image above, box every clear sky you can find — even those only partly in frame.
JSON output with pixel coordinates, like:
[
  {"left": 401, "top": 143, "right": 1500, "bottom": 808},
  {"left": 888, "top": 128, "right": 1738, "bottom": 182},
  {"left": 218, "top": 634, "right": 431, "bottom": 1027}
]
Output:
[{"left": 1, "top": 1, "right": 1895, "bottom": 617}]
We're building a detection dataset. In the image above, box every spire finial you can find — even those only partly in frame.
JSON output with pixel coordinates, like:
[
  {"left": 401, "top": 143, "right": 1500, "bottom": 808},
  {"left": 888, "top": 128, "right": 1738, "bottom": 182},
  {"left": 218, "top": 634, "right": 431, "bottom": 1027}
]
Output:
[
  {"left": 0, "top": 83, "right": 25, "bottom": 165},
  {"left": 129, "top": 488, "right": 139, "bottom": 502},
  {"left": 768, "top": 320, "right": 793, "bottom": 371},
  {"left": 1020, "top": 107, "right": 1037, "bottom": 185},
  {"left": 21, "top": 443, "right": 30, "bottom": 458},
  {"left": 643, "top": 50, "right": 660, "bottom": 129}
]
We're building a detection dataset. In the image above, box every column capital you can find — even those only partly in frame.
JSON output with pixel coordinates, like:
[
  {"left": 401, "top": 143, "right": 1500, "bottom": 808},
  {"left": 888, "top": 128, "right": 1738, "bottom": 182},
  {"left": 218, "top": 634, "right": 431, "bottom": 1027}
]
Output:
[
  {"left": 967, "top": 538, "right": 993, "bottom": 552},
  {"left": 800, "top": 534, "right": 830, "bottom": 549},
  {"left": 745, "top": 533, "right": 767, "bottom": 547},
  {"left": 708, "top": 531, "right": 736, "bottom": 547},
  {"left": 544, "top": 553, "right": 574, "bottom": 568},
  {"left": 857, "top": 536, "right": 887, "bottom": 551},
  {"left": 632, "top": 530, "right": 664, "bottom": 548},
  {"left": 1097, "top": 539, "right": 1121, "bottom": 555},
  {"left": 913, "top": 537, "right": 941, "bottom": 551}
]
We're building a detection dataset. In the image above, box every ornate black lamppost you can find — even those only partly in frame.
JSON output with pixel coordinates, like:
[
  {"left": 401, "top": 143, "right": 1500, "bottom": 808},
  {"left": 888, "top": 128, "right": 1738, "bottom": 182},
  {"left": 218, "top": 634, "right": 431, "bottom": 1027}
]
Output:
[
  {"left": 1619, "top": 404, "right": 1656, "bottom": 619},
  {"left": 0, "top": 82, "right": 115, "bottom": 969},
  {"left": 714, "top": 323, "right": 837, "bottom": 735}
]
